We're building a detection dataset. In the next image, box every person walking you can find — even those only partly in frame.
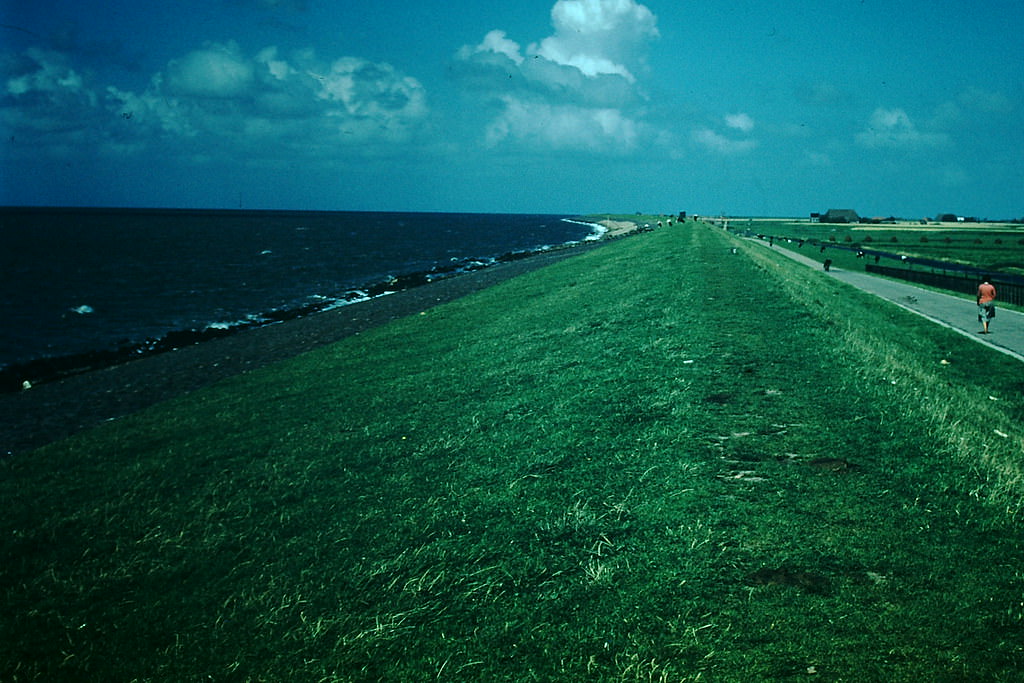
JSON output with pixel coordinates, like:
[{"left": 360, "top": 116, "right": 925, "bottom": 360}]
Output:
[{"left": 977, "top": 276, "right": 997, "bottom": 334}]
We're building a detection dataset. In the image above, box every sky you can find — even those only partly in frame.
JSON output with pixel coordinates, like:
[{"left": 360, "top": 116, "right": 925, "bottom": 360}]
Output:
[{"left": 1, "top": 0, "right": 1022, "bottom": 217}]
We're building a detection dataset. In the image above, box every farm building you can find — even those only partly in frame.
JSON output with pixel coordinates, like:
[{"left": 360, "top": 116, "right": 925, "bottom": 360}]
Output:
[
  {"left": 936, "top": 213, "right": 978, "bottom": 223},
  {"left": 819, "top": 209, "right": 860, "bottom": 224}
]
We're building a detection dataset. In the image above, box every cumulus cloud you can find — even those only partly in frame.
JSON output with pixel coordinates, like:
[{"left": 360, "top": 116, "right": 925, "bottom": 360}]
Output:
[
  {"left": 457, "top": 30, "right": 524, "bottom": 66},
  {"left": 128, "top": 45, "right": 429, "bottom": 155},
  {"left": 312, "top": 57, "right": 427, "bottom": 125},
  {"left": 692, "top": 128, "right": 757, "bottom": 154},
  {"left": 1, "top": 42, "right": 431, "bottom": 162},
  {"left": 691, "top": 112, "right": 758, "bottom": 155},
  {"left": 455, "top": 0, "right": 653, "bottom": 106},
  {"left": 856, "top": 107, "right": 949, "bottom": 149},
  {"left": 5, "top": 47, "right": 90, "bottom": 100},
  {"left": 725, "top": 113, "right": 754, "bottom": 133},
  {"left": 1, "top": 47, "right": 110, "bottom": 154},
  {"left": 958, "top": 87, "right": 1012, "bottom": 114},
  {"left": 165, "top": 43, "right": 256, "bottom": 98},
  {"left": 454, "top": 0, "right": 658, "bottom": 153},
  {"left": 930, "top": 87, "right": 1014, "bottom": 130},
  {"left": 803, "top": 151, "right": 833, "bottom": 167},
  {"left": 535, "top": 0, "right": 658, "bottom": 82},
  {"left": 485, "top": 95, "right": 638, "bottom": 152}
]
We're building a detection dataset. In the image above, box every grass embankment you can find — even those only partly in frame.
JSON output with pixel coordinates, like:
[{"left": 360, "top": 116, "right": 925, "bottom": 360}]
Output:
[{"left": 3, "top": 223, "right": 1023, "bottom": 681}]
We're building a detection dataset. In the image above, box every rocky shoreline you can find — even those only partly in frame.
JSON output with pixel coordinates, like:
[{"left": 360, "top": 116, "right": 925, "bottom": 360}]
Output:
[
  {"left": 1, "top": 239, "right": 611, "bottom": 456},
  {"left": 1, "top": 241, "right": 598, "bottom": 394}
]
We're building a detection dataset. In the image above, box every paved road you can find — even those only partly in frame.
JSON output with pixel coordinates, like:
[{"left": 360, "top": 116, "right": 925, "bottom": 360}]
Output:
[{"left": 749, "top": 239, "right": 1024, "bottom": 362}]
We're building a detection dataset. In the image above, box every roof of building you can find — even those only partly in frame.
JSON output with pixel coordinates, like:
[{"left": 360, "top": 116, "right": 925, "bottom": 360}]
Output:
[{"left": 821, "top": 209, "right": 860, "bottom": 222}]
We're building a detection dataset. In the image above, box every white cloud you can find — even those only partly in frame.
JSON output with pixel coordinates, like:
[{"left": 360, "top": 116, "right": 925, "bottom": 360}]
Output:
[
  {"left": 313, "top": 57, "right": 427, "bottom": 122},
  {"left": 551, "top": 0, "right": 657, "bottom": 34},
  {"left": 924, "top": 87, "right": 1013, "bottom": 145},
  {"left": 458, "top": 30, "right": 524, "bottom": 66},
  {"left": 856, "top": 107, "right": 949, "bottom": 149},
  {"left": 691, "top": 113, "right": 757, "bottom": 155},
  {"left": 256, "top": 47, "right": 295, "bottom": 81},
  {"left": 725, "top": 113, "right": 754, "bottom": 133},
  {"left": 958, "top": 87, "right": 1012, "bottom": 114},
  {"left": 534, "top": 0, "right": 658, "bottom": 82},
  {"left": 454, "top": 0, "right": 657, "bottom": 152},
  {"left": 692, "top": 128, "right": 757, "bottom": 154},
  {"left": 106, "top": 84, "right": 196, "bottom": 138},
  {"left": 486, "top": 95, "right": 638, "bottom": 152},
  {"left": 1, "top": 48, "right": 106, "bottom": 153},
  {"left": 1, "top": 42, "right": 431, "bottom": 163},
  {"left": 120, "top": 44, "right": 428, "bottom": 152},
  {"left": 455, "top": 0, "right": 656, "bottom": 100},
  {"left": 5, "top": 48, "right": 90, "bottom": 99},
  {"left": 165, "top": 43, "right": 255, "bottom": 98},
  {"left": 803, "top": 151, "right": 833, "bottom": 167}
]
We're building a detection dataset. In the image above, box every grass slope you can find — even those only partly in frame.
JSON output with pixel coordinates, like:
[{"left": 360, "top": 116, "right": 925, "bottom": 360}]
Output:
[{"left": 3, "top": 223, "right": 1023, "bottom": 681}]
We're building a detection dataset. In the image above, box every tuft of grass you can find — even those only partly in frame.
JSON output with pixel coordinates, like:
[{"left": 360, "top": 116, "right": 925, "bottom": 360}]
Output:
[{"left": 2, "top": 221, "right": 1023, "bottom": 681}]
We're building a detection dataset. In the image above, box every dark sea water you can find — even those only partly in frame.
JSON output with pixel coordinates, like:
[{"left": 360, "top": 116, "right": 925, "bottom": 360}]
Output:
[{"left": 0, "top": 208, "right": 598, "bottom": 378}]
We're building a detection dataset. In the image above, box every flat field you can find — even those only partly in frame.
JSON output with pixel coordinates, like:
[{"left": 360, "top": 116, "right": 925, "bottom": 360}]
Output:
[
  {"left": 2, "top": 221, "right": 1023, "bottom": 681},
  {"left": 739, "top": 218, "right": 1024, "bottom": 275}
]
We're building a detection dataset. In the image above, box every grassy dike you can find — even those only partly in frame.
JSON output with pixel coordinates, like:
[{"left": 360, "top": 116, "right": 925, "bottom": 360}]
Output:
[{"left": 3, "top": 222, "right": 1023, "bottom": 681}]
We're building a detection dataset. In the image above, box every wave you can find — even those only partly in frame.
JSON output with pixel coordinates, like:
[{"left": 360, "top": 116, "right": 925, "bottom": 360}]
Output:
[
  {"left": 0, "top": 238, "right": 593, "bottom": 393},
  {"left": 561, "top": 218, "right": 609, "bottom": 241}
]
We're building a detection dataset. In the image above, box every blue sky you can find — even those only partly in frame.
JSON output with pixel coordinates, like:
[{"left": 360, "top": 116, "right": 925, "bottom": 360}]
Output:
[{"left": 1, "top": 0, "right": 1021, "bottom": 217}]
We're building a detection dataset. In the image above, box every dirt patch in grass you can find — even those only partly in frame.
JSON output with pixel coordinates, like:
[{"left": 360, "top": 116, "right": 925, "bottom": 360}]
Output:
[{"left": 744, "top": 567, "right": 831, "bottom": 594}]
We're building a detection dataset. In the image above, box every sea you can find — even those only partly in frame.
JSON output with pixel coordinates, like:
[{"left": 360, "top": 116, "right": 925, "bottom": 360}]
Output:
[{"left": 0, "top": 208, "right": 601, "bottom": 385}]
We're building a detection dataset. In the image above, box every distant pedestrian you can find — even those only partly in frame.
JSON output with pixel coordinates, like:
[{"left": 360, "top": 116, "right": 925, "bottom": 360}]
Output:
[
  {"left": 823, "top": 259, "right": 832, "bottom": 272},
  {"left": 977, "top": 276, "right": 997, "bottom": 334}
]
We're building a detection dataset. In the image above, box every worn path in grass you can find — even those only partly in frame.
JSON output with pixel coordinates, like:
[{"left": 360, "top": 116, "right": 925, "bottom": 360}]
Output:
[{"left": 747, "top": 236, "right": 1024, "bottom": 361}]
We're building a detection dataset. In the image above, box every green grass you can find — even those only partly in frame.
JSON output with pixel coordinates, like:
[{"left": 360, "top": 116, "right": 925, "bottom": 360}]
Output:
[
  {"left": 741, "top": 219, "right": 1024, "bottom": 275},
  {"left": 3, "top": 223, "right": 1023, "bottom": 681}
]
